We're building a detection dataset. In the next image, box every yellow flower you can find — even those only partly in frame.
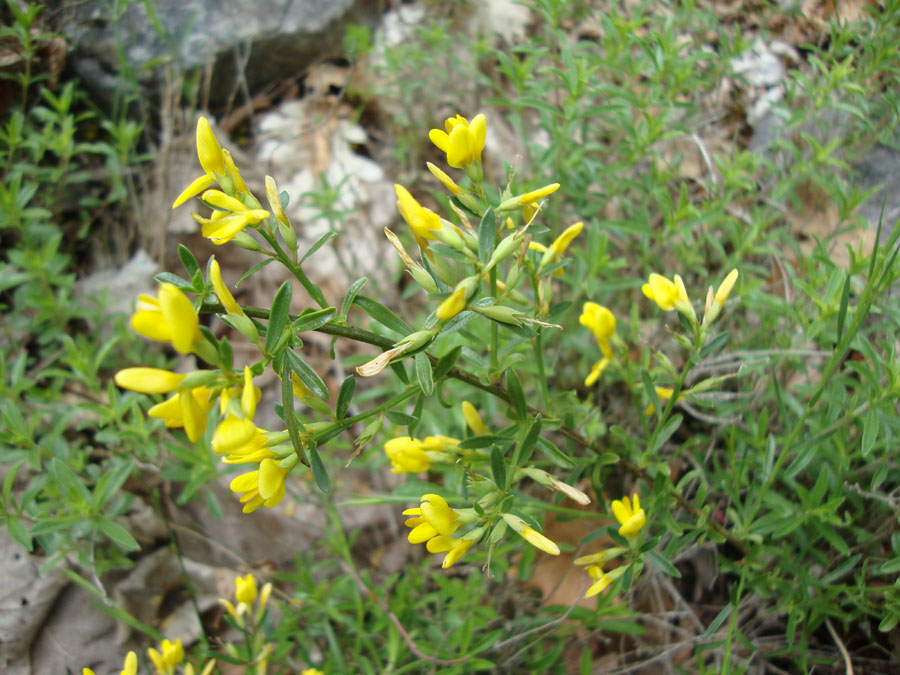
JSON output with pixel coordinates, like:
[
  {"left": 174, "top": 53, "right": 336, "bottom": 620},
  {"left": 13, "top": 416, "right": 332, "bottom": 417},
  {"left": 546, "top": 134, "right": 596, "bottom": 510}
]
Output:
[
  {"left": 219, "top": 427, "right": 275, "bottom": 465},
  {"left": 148, "top": 386, "right": 215, "bottom": 443},
  {"left": 705, "top": 268, "right": 740, "bottom": 324},
  {"left": 420, "top": 435, "right": 460, "bottom": 452},
  {"left": 519, "top": 525, "right": 561, "bottom": 556},
  {"left": 120, "top": 651, "right": 138, "bottom": 675},
  {"left": 436, "top": 285, "right": 467, "bottom": 321},
  {"left": 302, "top": 669, "right": 325, "bottom": 675},
  {"left": 579, "top": 302, "right": 615, "bottom": 358},
  {"left": 147, "top": 638, "right": 184, "bottom": 675},
  {"left": 642, "top": 273, "right": 690, "bottom": 313},
  {"left": 235, "top": 572, "right": 258, "bottom": 604},
  {"left": 518, "top": 182, "right": 560, "bottom": 205},
  {"left": 461, "top": 401, "right": 489, "bottom": 435},
  {"left": 426, "top": 535, "right": 473, "bottom": 568},
  {"left": 549, "top": 221, "right": 584, "bottom": 256},
  {"left": 222, "top": 148, "right": 249, "bottom": 195},
  {"left": 209, "top": 258, "right": 243, "bottom": 315},
  {"left": 426, "top": 161, "right": 464, "bottom": 196},
  {"left": 114, "top": 368, "right": 186, "bottom": 394},
  {"left": 395, "top": 184, "right": 442, "bottom": 250},
  {"left": 84, "top": 651, "right": 138, "bottom": 675},
  {"left": 611, "top": 493, "right": 646, "bottom": 537},
  {"left": 714, "top": 268, "right": 739, "bottom": 305},
  {"left": 194, "top": 190, "right": 270, "bottom": 244},
  {"left": 172, "top": 117, "right": 226, "bottom": 208},
  {"left": 584, "top": 566, "right": 613, "bottom": 597},
  {"left": 428, "top": 113, "right": 487, "bottom": 168},
  {"left": 402, "top": 493, "right": 460, "bottom": 544},
  {"left": 384, "top": 437, "right": 430, "bottom": 473},
  {"left": 131, "top": 283, "right": 200, "bottom": 354},
  {"left": 212, "top": 416, "right": 258, "bottom": 455},
  {"left": 230, "top": 458, "right": 290, "bottom": 513},
  {"left": 537, "top": 222, "right": 584, "bottom": 274},
  {"left": 585, "top": 358, "right": 611, "bottom": 387}
]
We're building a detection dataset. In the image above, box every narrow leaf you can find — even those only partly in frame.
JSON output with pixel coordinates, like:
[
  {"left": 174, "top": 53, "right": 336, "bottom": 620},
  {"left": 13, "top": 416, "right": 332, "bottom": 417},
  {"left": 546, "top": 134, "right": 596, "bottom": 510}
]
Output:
[
  {"left": 506, "top": 370, "right": 527, "bottom": 419},
  {"left": 490, "top": 446, "right": 507, "bottom": 490},
  {"left": 292, "top": 307, "right": 336, "bottom": 333},
  {"left": 512, "top": 415, "right": 542, "bottom": 467},
  {"left": 836, "top": 271, "right": 850, "bottom": 344},
  {"left": 478, "top": 206, "right": 496, "bottom": 265},
  {"left": 537, "top": 437, "right": 576, "bottom": 469},
  {"left": 646, "top": 550, "right": 681, "bottom": 578},
  {"left": 177, "top": 244, "right": 200, "bottom": 278},
  {"left": 307, "top": 446, "right": 330, "bottom": 492},
  {"left": 266, "top": 281, "right": 292, "bottom": 354},
  {"left": 340, "top": 277, "right": 368, "bottom": 321},
  {"left": 236, "top": 257, "right": 275, "bottom": 286},
  {"left": 433, "top": 346, "right": 462, "bottom": 380},
  {"left": 414, "top": 353, "right": 434, "bottom": 396},
  {"left": 650, "top": 414, "right": 683, "bottom": 454},
  {"left": 354, "top": 295, "right": 413, "bottom": 335},
  {"left": 301, "top": 230, "right": 338, "bottom": 263},
  {"left": 286, "top": 350, "right": 329, "bottom": 399},
  {"left": 336, "top": 376, "right": 355, "bottom": 420}
]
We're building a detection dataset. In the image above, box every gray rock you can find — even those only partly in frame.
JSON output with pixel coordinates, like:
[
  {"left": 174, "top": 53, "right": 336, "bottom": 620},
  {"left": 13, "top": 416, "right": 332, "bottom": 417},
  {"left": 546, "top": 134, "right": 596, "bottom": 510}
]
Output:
[{"left": 55, "top": 0, "right": 381, "bottom": 108}]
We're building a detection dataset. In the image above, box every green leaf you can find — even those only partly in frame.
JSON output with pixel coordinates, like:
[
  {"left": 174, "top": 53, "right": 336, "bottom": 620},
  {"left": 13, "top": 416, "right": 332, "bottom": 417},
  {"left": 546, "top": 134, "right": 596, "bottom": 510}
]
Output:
[
  {"left": 699, "top": 331, "right": 730, "bottom": 358},
  {"left": 646, "top": 550, "right": 681, "bottom": 578},
  {"left": 50, "top": 458, "right": 89, "bottom": 503},
  {"left": 414, "top": 353, "right": 434, "bottom": 396},
  {"left": 511, "top": 415, "right": 542, "bottom": 467},
  {"left": 236, "top": 257, "right": 275, "bottom": 286},
  {"left": 96, "top": 518, "right": 140, "bottom": 552},
  {"left": 286, "top": 350, "right": 329, "bottom": 399},
  {"left": 861, "top": 408, "right": 878, "bottom": 458},
  {"left": 650, "top": 414, "right": 683, "bottom": 454},
  {"left": 178, "top": 244, "right": 200, "bottom": 278},
  {"left": 266, "top": 281, "right": 292, "bottom": 354},
  {"left": 291, "top": 307, "right": 336, "bottom": 333},
  {"left": 91, "top": 459, "right": 133, "bottom": 509},
  {"left": 5, "top": 517, "right": 32, "bottom": 551},
  {"left": 836, "top": 271, "right": 850, "bottom": 344},
  {"left": 536, "top": 437, "right": 575, "bottom": 469},
  {"left": 340, "top": 277, "right": 368, "bottom": 321},
  {"left": 642, "top": 369, "right": 660, "bottom": 416},
  {"left": 153, "top": 272, "right": 192, "bottom": 289},
  {"left": 336, "top": 376, "right": 355, "bottom": 420},
  {"left": 490, "top": 445, "right": 507, "bottom": 490},
  {"left": 703, "top": 604, "right": 733, "bottom": 637},
  {"left": 354, "top": 295, "right": 413, "bottom": 336},
  {"left": 478, "top": 206, "right": 496, "bottom": 265},
  {"left": 459, "top": 435, "right": 514, "bottom": 450},
  {"left": 506, "top": 370, "right": 527, "bottom": 419},
  {"left": 385, "top": 410, "right": 418, "bottom": 426},
  {"left": 309, "top": 446, "right": 331, "bottom": 493},
  {"left": 433, "top": 346, "right": 462, "bottom": 379},
  {"left": 301, "top": 230, "right": 338, "bottom": 263}
]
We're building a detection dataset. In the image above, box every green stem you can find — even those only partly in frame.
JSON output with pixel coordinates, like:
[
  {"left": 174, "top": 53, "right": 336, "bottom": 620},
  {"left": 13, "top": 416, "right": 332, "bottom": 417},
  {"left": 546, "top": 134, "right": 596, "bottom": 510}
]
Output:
[
  {"left": 313, "top": 387, "right": 418, "bottom": 443},
  {"left": 489, "top": 266, "right": 499, "bottom": 375},
  {"left": 257, "top": 225, "right": 328, "bottom": 309},
  {"left": 533, "top": 329, "right": 550, "bottom": 407},
  {"left": 199, "top": 302, "right": 748, "bottom": 554}
]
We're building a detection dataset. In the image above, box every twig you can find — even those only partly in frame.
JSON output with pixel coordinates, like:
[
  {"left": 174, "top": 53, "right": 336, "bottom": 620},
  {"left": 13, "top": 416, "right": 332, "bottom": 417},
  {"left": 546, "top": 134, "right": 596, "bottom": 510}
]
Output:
[
  {"left": 200, "top": 302, "right": 750, "bottom": 556},
  {"left": 825, "top": 617, "right": 854, "bottom": 675},
  {"left": 491, "top": 578, "right": 585, "bottom": 652},
  {"left": 690, "top": 132, "right": 718, "bottom": 186},
  {"left": 337, "top": 560, "right": 470, "bottom": 666}
]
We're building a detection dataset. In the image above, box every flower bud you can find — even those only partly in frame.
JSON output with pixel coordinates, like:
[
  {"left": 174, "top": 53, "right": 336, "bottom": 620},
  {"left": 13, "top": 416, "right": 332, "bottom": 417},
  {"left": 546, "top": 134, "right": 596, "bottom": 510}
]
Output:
[
  {"left": 486, "top": 232, "right": 523, "bottom": 270},
  {"left": 472, "top": 304, "right": 523, "bottom": 325}
]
